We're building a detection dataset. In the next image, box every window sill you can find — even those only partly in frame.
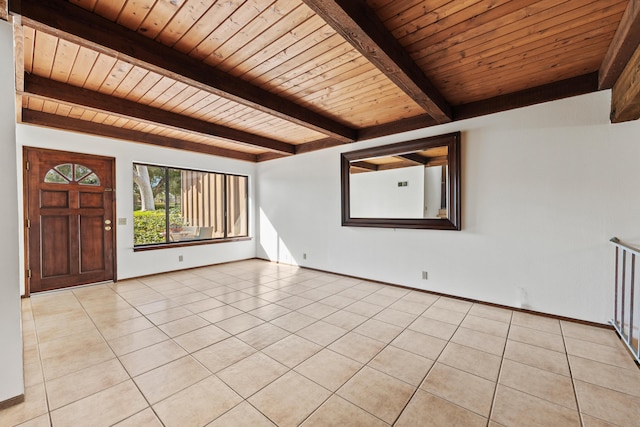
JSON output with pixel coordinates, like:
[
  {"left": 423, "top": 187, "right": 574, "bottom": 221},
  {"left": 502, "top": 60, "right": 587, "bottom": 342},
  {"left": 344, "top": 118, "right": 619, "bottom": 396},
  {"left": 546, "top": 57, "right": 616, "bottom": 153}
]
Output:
[{"left": 133, "top": 236, "right": 252, "bottom": 252}]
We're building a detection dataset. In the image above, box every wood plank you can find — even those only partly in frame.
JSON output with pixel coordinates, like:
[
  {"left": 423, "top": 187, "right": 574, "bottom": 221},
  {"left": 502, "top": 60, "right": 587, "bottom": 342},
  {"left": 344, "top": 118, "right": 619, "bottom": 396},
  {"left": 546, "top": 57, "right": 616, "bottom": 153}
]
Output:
[
  {"left": 0, "top": 0, "right": 7, "bottom": 21},
  {"left": 302, "top": 0, "right": 451, "bottom": 123},
  {"left": 21, "top": 110, "right": 258, "bottom": 162},
  {"left": 23, "top": 74, "right": 296, "bottom": 155},
  {"left": 23, "top": 25, "right": 35, "bottom": 73},
  {"left": 68, "top": 46, "right": 100, "bottom": 87},
  {"left": 235, "top": 19, "right": 333, "bottom": 80},
  {"left": 161, "top": 0, "right": 236, "bottom": 51},
  {"left": 600, "top": 0, "right": 640, "bottom": 89},
  {"left": 226, "top": 15, "right": 328, "bottom": 78},
  {"left": 82, "top": 53, "right": 117, "bottom": 91},
  {"left": 31, "top": 31, "right": 58, "bottom": 78},
  {"left": 204, "top": 0, "right": 300, "bottom": 69},
  {"left": 14, "top": 18, "right": 24, "bottom": 122},
  {"left": 399, "top": 0, "right": 518, "bottom": 49},
  {"left": 419, "top": 0, "right": 622, "bottom": 74},
  {"left": 196, "top": 0, "right": 274, "bottom": 70},
  {"left": 426, "top": 5, "right": 619, "bottom": 78},
  {"left": 611, "top": 42, "right": 640, "bottom": 122},
  {"left": 93, "top": 0, "right": 126, "bottom": 22},
  {"left": 117, "top": 0, "right": 155, "bottom": 31},
  {"left": 98, "top": 59, "right": 134, "bottom": 95},
  {"left": 13, "top": 0, "right": 357, "bottom": 141},
  {"left": 136, "top": 0, "right": 183, "bottom": 39}
]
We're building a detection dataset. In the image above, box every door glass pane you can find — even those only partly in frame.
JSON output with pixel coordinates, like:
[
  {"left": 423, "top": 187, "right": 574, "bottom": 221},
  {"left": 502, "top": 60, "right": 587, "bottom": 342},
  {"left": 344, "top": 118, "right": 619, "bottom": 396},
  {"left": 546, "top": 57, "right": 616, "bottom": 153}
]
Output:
[
  {"left": 44, "top": 169, "right": 70, "bottom": 184},
  {"left": 74, "top": 164, "right": 92, "bottom": 181},
  {"left": 55, "top": 164, "right": 73, "bottom": 181},
  {"left": 78, "top": 173, "right": 100, "bottom": 186}
]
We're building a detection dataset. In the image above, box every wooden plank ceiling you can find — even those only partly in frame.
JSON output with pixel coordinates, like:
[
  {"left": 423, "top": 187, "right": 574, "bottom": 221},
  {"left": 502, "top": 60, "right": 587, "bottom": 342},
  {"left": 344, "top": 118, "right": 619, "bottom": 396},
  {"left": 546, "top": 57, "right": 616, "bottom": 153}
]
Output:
[{"left": 6, "top": 0, "right": 638, "bottom": 162}]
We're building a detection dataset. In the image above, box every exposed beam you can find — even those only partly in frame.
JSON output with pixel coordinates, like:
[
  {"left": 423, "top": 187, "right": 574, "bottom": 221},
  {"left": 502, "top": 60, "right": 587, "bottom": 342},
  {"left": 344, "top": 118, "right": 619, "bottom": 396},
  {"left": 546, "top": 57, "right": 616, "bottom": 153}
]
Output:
[
  {"left": 23, "top": 74, "right": 295, "bottom": 155},
  {"left": 295, "top": 137, "right": 347, "bottom": 154},
  {"left": 611, "top": 42, "right": 640, "bottom": 122},
  {"left": 22, "top": 110, "right": 257, "bottom": 162},
  {"left": 454, "top": 73, "right": 599, "bottom": 121},
  {"left": 351, "top": 161, "right": 378, "bottom": 171},
  {"left": 302, "top": 0, "right": 451, "bottom": 123},
  {"left": 256, "top": 152, "right": 288, "bottom": 162},
  {"left": 599, "top": 0, "right": 640, "bottom": 89},
  {"left": 0, "top": 0, "right": 7, "bottom": 21},
  {"left": 11, "top": 0, "right": 357, "bottom": 142},
  {"left": 358, "top": 114, "right": 438, "bottom": 141},
  {"left": 396, "top": 153, "right": 428, "bottom": 165},
  {"left": 358, "top": 73, "right": 598, "bottom": 142},
  {"left": 13, "top": 16, "right": 23, "bottom": 122}
]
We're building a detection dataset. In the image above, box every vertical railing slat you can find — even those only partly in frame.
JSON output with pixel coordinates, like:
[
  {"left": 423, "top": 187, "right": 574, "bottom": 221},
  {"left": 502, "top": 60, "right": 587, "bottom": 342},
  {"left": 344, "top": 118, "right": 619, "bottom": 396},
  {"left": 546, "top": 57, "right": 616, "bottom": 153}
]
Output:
[
  {"left": 610, "top": 237, "right": 640, "bottom": 364},
  {"left": 630, "top": 253, "right": 635, "bottom": 353},
  {"left": 622, "top": 251, "right": 627, "bottom": 339}
]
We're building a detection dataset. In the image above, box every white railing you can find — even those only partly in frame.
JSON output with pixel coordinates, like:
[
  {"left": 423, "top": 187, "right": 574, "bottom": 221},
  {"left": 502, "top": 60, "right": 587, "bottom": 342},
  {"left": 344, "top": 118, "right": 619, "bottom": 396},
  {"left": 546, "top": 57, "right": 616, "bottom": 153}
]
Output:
[{"left": 610, "top": 237, "right": 640, "bottom": 364}]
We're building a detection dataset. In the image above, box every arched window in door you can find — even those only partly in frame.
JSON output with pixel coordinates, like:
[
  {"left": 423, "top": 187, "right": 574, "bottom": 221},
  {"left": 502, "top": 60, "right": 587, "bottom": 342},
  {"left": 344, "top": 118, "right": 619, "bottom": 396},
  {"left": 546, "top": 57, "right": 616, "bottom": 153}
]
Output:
[{"left": 44, "top": 163, "right": 101, "bottom": 186}]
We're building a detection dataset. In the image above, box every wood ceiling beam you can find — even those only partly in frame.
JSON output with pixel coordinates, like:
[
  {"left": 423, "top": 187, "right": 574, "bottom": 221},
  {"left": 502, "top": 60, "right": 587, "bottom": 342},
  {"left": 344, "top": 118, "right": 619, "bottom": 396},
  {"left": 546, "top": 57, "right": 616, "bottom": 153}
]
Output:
[
  {"left": 22, "top": 110, "right": 257, "bottom": 162},
  {"left": 0, "top": 0, "right": 7, "bottom": 21},
  {"left": 599, "top": 0, "right": 640, "bottom": 89},
  {"left": 302, "top": 0, "right": 452, "bottom": 124},
  {"left": 23, "top": 74, "right": 295, "bottom": 155},
  {"left": 396, "top": 153, "right": 428, "bottom": 165},
  {"left": 453, "top": 73, "right": 599, "bottom": 121},
  {"left": 350, "top": 161, "right": 378, "bottom": 171},
  {"left": 10, "top": 0, "right": 357, "bottom": 142},
  {"left": 610, "top": 42, "right": 640, "bottom": 122},
  {"left": 359, "top": 73, "right": 599, "bottom": 141}
]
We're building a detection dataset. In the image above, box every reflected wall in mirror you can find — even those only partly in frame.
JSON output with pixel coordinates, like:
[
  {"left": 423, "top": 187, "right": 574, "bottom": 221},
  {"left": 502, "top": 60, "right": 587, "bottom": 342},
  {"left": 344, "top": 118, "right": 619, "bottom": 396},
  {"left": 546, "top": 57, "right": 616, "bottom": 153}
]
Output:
[{"left": 341, "top": 132, "right": 461, "bottom": 230}]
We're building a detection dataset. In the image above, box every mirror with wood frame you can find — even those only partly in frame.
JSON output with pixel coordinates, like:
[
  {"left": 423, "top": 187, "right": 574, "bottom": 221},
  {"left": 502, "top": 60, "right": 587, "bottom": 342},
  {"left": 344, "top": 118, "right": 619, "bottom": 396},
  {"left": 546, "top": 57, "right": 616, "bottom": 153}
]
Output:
[{"left": 341, "top": 132, "right": 461, "bottom": 230}]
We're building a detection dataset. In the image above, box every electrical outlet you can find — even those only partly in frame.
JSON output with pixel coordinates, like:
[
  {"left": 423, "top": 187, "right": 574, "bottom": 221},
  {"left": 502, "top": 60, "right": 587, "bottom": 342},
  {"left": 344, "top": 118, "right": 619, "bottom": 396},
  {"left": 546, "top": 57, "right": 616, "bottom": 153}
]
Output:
[
  {"left": 422, "top": 271, "right": 428, "bottom": 280},
  {"left": 178, "top": 255, "right": 183, "bottom": 262}
]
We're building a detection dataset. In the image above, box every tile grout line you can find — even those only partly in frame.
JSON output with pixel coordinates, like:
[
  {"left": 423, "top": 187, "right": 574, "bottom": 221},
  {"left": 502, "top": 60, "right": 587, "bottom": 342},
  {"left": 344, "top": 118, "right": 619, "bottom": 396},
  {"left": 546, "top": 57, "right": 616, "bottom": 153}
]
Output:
[
  {"left": 559, "top": 321, "right": 585, "bottom": 427},
  {"left": 486, "top": 309, "right": 514, "bottom": 426}
]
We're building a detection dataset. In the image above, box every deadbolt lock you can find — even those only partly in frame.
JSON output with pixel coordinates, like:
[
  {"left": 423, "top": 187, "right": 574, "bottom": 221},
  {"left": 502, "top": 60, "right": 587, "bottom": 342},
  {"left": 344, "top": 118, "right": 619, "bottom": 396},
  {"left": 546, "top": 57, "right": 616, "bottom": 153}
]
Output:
[{"left": 105, "top": 219, "right": 112, "bottom": 225}]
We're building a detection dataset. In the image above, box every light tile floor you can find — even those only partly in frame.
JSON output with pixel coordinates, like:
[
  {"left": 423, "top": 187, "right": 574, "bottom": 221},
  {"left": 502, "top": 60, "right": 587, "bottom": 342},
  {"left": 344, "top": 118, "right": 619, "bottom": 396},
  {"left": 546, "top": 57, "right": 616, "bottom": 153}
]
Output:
[{"left": 2, "top": 259, "right": 640, "bottom": 426}]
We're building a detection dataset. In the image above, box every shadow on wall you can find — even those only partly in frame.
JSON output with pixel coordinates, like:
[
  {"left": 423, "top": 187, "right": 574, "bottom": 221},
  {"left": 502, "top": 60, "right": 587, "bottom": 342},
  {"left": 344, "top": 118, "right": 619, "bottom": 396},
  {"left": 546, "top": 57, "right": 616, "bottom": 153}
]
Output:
[{"left": 259, "top": 208, "right": 299, "bottom": 266}]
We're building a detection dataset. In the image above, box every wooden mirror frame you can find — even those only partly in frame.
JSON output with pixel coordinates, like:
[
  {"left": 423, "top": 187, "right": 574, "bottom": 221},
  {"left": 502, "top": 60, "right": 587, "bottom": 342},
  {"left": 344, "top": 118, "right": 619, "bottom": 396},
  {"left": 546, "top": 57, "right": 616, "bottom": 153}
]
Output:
[{"left": 341, "top": 132, "right": 461, "bottom": 230}]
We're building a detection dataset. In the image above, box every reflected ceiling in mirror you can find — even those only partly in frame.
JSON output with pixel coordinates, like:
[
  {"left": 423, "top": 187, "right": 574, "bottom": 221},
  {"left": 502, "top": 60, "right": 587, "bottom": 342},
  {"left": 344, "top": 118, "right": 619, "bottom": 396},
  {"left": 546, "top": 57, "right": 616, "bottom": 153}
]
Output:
[{"left": 341, "top": 132, "right": 461, "bottom": 230}]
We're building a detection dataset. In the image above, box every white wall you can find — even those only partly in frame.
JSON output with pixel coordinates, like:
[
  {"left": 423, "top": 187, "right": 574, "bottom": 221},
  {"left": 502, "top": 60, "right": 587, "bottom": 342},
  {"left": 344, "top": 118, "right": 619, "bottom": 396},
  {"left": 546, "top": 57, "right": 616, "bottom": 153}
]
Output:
[
  {"left": 0, "top": 20, "right": 24, "bottom": 403},
  {"left": 351, "top": 166, "right": 424, "bottom": 218},
  {"left": 424, "top": 165, "right": 443, "bottom": 218},
  {"left": 257, "top": 91, "right": 640, "bottom": 323},
  {"left": 16, "top": 125, "right": 257, "bottom": 292}
]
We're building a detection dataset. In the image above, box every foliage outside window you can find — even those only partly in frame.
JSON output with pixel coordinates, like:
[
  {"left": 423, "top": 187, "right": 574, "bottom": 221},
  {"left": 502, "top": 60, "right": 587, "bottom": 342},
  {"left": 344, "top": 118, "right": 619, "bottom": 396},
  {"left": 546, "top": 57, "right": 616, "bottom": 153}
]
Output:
[{"left": 133, "top": 164, "right": 248, "bottom": 247}]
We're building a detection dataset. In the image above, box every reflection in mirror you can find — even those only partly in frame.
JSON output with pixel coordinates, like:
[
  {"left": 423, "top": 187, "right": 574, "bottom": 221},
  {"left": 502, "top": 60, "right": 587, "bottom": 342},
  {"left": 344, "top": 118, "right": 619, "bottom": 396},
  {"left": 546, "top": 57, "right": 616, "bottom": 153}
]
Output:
[{"left": 341, "top": 132, "right": 460, "bottom": 230}]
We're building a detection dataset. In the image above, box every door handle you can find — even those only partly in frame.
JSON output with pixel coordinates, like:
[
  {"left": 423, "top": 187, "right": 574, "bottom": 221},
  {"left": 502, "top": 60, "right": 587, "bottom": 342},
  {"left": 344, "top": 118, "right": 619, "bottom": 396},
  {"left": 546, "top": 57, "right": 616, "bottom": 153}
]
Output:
[{"left": 105, "top": 226, "right": 112, "bottom": 231}]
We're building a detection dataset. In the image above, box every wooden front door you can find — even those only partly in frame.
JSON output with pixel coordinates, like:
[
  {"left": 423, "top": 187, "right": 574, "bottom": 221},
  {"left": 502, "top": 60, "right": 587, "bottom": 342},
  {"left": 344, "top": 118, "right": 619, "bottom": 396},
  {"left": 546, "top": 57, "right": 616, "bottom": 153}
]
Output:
[{"left": 25, "top": 148, "right": 116, "bottom": 293}]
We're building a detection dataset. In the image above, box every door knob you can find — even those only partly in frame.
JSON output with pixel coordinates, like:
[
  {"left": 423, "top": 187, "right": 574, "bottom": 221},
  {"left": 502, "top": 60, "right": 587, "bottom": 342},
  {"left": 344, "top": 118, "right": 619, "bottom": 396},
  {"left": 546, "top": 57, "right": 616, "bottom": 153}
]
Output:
[{"left": 105, "top": 226, "right": 112, "bottom": 231}]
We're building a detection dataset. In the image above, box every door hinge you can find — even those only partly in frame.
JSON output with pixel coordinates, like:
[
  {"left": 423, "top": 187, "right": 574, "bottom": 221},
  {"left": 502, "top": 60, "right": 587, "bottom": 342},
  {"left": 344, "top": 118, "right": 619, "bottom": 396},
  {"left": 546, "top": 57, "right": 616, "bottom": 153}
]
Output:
[
  {"left": 25, "top": 161, "right": 30, "bottom": 171},
  {"left": 104, "top": 188, "right": 114, "bottom": 192},
  {"left": 26, "top": 269, "right": 31, "bottom": 279},
  {"left": 26, "top": 218, "right": 30, "bottom": 228}
]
